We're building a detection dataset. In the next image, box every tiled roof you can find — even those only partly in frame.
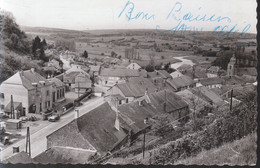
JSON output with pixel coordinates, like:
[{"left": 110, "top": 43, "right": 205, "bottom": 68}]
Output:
[
  {"left": 118, "top": 90, "right": 188, "bottom": 133},
  {"left": 110, "top": 94, "right": 125, "bottom": 101},
  {"left": 176, "top": 90, "right": 209, "bottom": 111},
  {"left": 177, "top": 64, "right": 193, "bottom": 71},
  {"left": 34, "top": 146, "right": 95, "bottom": 164},
  {"left": 117, "top": 77, "right": 158, "bottom": 97},
  {"left": 158, "top": 70, "right": 172, "bottom": 78},
  {"left": 64, "top": 71, "right": 90, "bottom": 83},
  {"left": 76, "top": 102, "right": 127, "bottom": 153},
  {"left": 4, "top": 102, "right": 22, "bottom": 113},
  {"left": 48, "top": 78, "right": 64, "bottom": 87},
  {"left": 191, "top": 86, "right": 224, "bottom": 106},
  {"left": 2, "top": 69, "right": 51, "bottom": 90},
  {"left": 89, "top": 65, "right": 101, "bottom": 72},
  {"left": 207, "top": 66, "right": 220, "bottom": 72},
  {"left": 200, "top": 77, "right": 224, "bottom": 86},
  {"left": 118, "top": 101, "right": 158, "bottom": 133},
  {"left": 166, "top": 75, "right": 195, "bottom": 90},
  {"left": 3, "top": 151, "right": 35, "bottom": 164},
  {"left": 100, "top": 68, "right": 140, "bottom": 77},
  {"left": 148, "top": 90, "right": 189, "bottom": 113}
]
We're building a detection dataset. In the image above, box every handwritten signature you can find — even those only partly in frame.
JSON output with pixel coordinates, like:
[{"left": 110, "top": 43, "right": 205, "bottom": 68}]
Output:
[{"left": 118, "top": 1, "right": 251, "bottom": 36}]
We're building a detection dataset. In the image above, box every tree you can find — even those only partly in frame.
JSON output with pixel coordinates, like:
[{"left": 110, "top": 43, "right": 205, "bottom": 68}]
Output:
[
  {"left": 32, "top": 36, "right": 42, "bottom": 56},
  {"left": 41, "top": 39, "right": 47, "bottom": 49},
  {"left": 82, "top": 50, "right": 88, "bottom": 58}
]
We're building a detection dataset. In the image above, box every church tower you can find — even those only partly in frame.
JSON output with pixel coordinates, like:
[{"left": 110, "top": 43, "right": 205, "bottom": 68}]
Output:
[{"left": 227, "top": 54, "right": 237, "bottom": 77}]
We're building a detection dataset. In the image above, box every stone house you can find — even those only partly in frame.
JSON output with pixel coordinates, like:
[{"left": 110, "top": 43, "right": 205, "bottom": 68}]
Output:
[{"left": 0, "top": 69, "right": 53, "bottom": 115}]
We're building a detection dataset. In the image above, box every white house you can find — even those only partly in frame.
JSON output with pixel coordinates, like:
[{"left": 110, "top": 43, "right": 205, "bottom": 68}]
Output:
[
  {"left": 126, "top": 63, "right": 141, "bottom": 70},
  {"left": 0, "top": 69, "right": 53, "bottom": 116},
  {"left": 170, "top": 70, "right": 184, "bottom": 78}
]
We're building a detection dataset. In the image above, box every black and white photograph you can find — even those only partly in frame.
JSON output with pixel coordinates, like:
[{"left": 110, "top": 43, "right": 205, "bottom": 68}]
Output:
[{"left": 0, "top": 0, "right": 257, "bottom": 166}]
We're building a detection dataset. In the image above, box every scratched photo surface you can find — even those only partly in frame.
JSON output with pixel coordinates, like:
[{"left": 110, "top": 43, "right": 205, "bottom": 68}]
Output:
[{"left": 0, "top": 0, "right": 257, "bottom": 165}]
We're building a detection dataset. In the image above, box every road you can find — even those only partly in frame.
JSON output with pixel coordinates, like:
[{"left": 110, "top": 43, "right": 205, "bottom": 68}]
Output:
[
  {"left": 171, "top": 56, "right": 195, "bottom": 69},
  {"left": 0, "top": 96, "right": 105, "bottom": 162}
]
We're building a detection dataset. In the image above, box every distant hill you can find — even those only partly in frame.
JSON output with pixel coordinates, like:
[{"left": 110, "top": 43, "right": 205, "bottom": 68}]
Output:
[{"left": 21, "top": 26, "right": 256, "bottom": 40}]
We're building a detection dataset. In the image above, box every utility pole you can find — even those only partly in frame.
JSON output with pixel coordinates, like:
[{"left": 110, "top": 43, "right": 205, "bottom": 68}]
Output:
[
  {"left": 142, "top": 129, "right": 146, "bottom": 159},
  {"left": 10, "top": 95, "right": 14, "bottom": 119},
  {"left": 149, "top": 151, "right": 152, "bottom": 164},
  {"left": 78, "top": 82, "right": 80, "bottom": 99},
  {"left": 143, "top": 118, "right": 148, "bottom": 159},
  {"left": 164, "top": 90, "right": 167, "bottom": 112},
  {"left": 25, "top": 127, "right": 31, "bottom": 157},
  {"left": 230, "top": 89, "right": 233, "bottom": 111}
]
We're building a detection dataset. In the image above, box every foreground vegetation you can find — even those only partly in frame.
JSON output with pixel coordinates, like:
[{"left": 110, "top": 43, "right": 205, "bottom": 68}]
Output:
[
  {"left": 106, "top": 88, "right": 257, "bottom": 165},
  {"left": 174, "top": 132, "right": 256, "bottom": 166}
]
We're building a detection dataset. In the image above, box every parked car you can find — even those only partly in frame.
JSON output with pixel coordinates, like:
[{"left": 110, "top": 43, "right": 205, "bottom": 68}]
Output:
[{"left": 48, "top": 114, "right": 60, "bottom": 122}]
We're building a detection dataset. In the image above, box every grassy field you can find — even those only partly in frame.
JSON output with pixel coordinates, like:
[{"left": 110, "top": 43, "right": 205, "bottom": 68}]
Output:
[{"left": 174, "top": 132, "right": 257, "bottom": 166}]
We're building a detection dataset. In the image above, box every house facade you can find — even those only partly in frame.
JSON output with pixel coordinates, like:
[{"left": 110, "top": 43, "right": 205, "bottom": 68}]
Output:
[
  {"left": 0, "top": 69, "right": 53, "bottom": 115},
  {"left": 126, "top": 63, "right": 141, "bottom": 70},
  {"left": 48, "top": 78, "right": 66, "bottom": 104}
]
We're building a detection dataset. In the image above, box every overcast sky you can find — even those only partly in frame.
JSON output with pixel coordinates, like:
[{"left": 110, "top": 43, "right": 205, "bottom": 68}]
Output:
[{"left": 0, "top": 0, "right": 257, "bottom": 33}]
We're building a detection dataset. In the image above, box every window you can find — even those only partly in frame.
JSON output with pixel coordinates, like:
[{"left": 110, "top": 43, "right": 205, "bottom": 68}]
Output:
[
  {"left": 45, "top": 102, "right": 47, "bottom": 108},
  {"left": 40, "top": 103, "right": 42, "bottom": 112},
  {"left": 0, "top": 93, "right": 4, "bottom": 99},
  {"left": 46, "top": 90, "right": 49, "bottom": 96},
  {"left": 57, "top": 90, "right": 60, "bottom": 99},
  {"left": 126, "top": 98, "right": 129, "bottom": 103},
  {"left": 48, "top": 101, "right": 50, "bottom": 107},
  {"left": 119, "top": 100, "right": 122, "bottom": 105},
  {"left": 60, "top": 89, "right": 62, "bottom": 98}
]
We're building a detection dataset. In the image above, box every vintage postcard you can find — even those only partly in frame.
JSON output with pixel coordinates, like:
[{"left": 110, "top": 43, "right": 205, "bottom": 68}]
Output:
[{"left": 0, "top": 0, "right": 257, "bottom": 166}]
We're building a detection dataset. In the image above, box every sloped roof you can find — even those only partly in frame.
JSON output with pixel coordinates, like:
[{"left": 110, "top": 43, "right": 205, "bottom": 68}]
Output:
[
  {"left": 48, "top": 77, "right": 64, "bottom": 87},
  {"left": 177, "top": 64, "right": 193, "bottom": 71},
  {"left": 34, "top": 146, "right": 95, "bottom": 164},
  {"left": 166, "top": 75, "right": 195, "bottom": 90},
  {"left": 100, "top": 68, "right": 140, "bottom": 77},
  {"left": 118, "top": 101, "right": 158, "bottom": 133},
  {"left": 207, "top": 66, "right": 220, "bottom": 72},
  {"left": 47, "top": 120, "right": 94, "bottom": 150},
  {"left": 158, "top": 70, "right": 172, "bottom": 78},
  {"left": 89, "top": 65, "right": 101, "bottom": 72},
  {"left": 148, "top": 90, "right": 188, "bottom": 113},
  {"left": 76, "top": 102, "right": 127, "bottom": 153},
  {"left": 4, "top": 102, "right": 22, "bottom": 113},
  {"left": 110, "top": 94, "right": 125, "bottom": 101},
  {"left": 126, "top": 63, "right": 142, "bottom": 69},
  {"left": 118, "top": 90, "right": 188, "bottom": 133},
  {"left": 2, "top": 69, "right": 50, "bottom": 90},
  {"left": 3, "top": 151, "right": 35, "bottom": 164},
  {"left": 176, "top": 90, "right": 208, "bottom": 112},
  {"left": 200, "top": 77, "right": 224, "bottom": 86},
  {"left": 117, "top": 77, "right": 158, "bottom": 97},
  {"left": 191, "top": 86, "right": 224, "bottom": 106},
  {"left": 170, "top": 70, "right": 183, "bottom": 78},
  {"left": 64, "top": 71, "right": 90, "bottom": 83}
]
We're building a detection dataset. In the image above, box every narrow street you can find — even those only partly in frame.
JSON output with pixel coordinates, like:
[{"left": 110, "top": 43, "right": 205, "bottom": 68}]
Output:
[{"left": 0, "top": 96, "right": 105, "bottom": 161}]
